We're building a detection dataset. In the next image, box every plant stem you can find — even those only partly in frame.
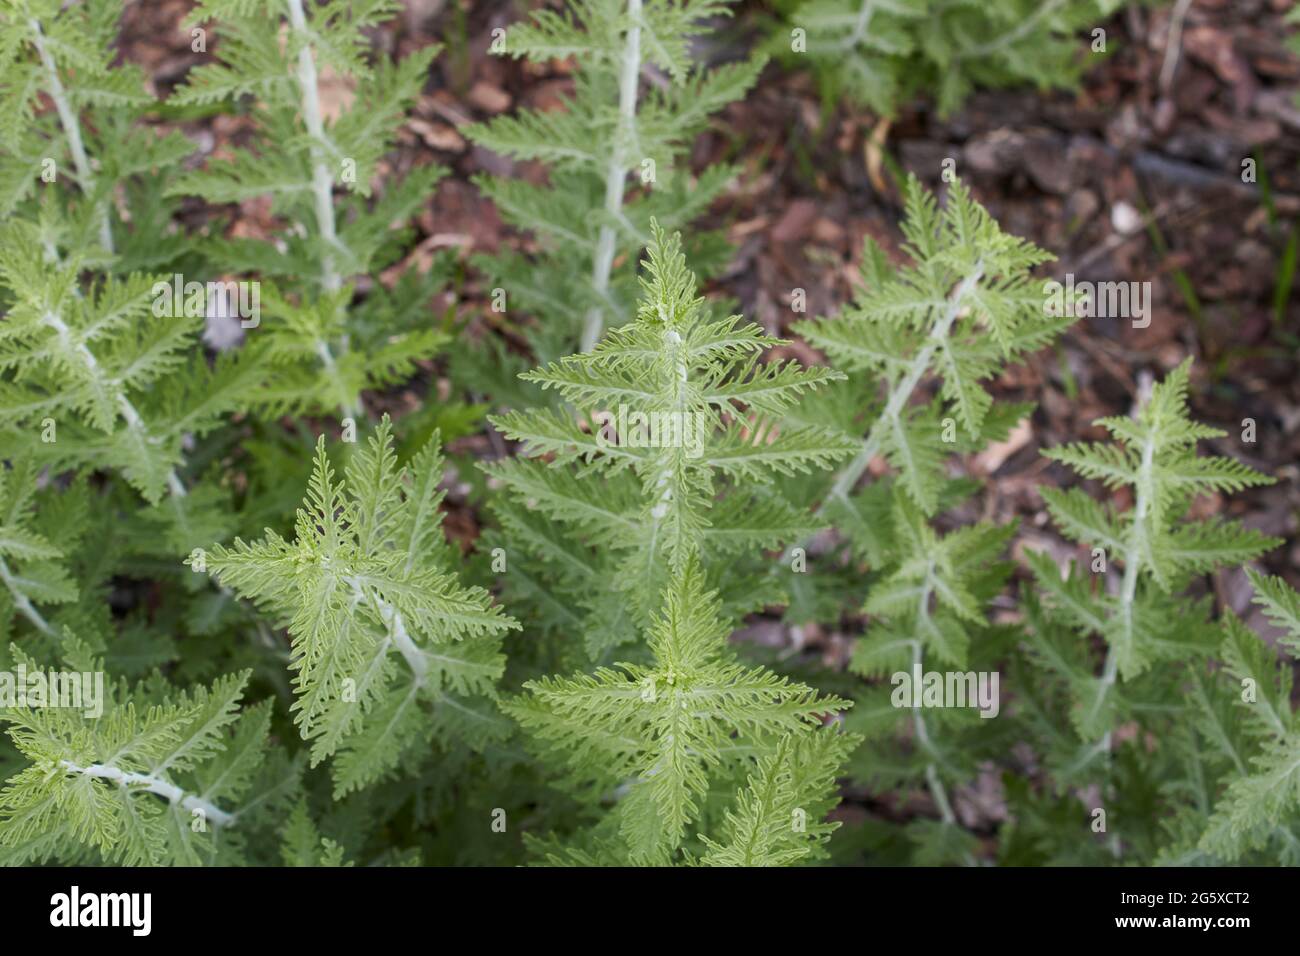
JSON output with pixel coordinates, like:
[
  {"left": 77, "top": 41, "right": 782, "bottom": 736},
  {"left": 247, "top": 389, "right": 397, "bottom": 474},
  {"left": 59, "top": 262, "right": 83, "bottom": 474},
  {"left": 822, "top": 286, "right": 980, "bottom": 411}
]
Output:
[
  {"left": 581, "top": 0, "right": 642, "bottom": 353},
  {"left": 1087, "top": 408, "right": 1154, "bottom": 729},
  {"left": 829, "top": 0, "right": 878, "bottom": 51},
  {"left": 29, "top": 18, "right": 114, "bottom": 254},
  {"left": 783, "top": 261, "right": 985, "bottom": 568},
  {"left": 910, "top": 639, "right": 956, "bottom": 826},
  {"left": 826, "top": 261, "right": 984, "bottom": 508},
  {"left": 644, "top": 327, "right": 689, "bottom": 562},
  {"left": 60, "top": 760, "right": 235, "bottom": 827},
  {"left": 287, "top": 0, "right": 340, "bottom": 294},
  {"left": 1089, "top": 399, "right": 1155, "bottom": 861},
  {"left": 379, "top": 601, "right": 427, "bottom": 687},
  {"left": 287, "top": 0, "right": 361, "bottom": 422},
  {"left": 958, "top": 0, "right": 1067, "bottom": 59},
  {"left": 909, "top": 566, "right": 963, "bottom": 835},
  {"left": 349, "top": 578, "right": 428, "bottom": 687},
  {"left": 316, "top": 340, "right": 361, "bottom": 424},
  {"left": 0, "top": 556, "right": 53, "bottom": 635},
  {"left": 39, "top": 308, "right": 188, "bottom": 501}
]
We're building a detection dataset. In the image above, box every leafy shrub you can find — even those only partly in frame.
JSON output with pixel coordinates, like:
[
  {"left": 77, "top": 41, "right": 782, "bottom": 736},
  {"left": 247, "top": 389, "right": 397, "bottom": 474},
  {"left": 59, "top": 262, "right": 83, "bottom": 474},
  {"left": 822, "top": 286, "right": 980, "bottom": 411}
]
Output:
[
  {"left": 783, "top": 176, "right": 1069, "bottom": 862},
  {"left": 494, "top": 227, "right": 858, "bottom": 863},
  {"left": 203, "top": 419, "right": 519, "bottom": 798},
  {"left": 465, "top": 0, "right": 763, "bottom": 367},
  {"left": 170, "top": 0, "right": 447, "bottom": 420},
  {"left": 771, "top": 0, "right": 1133, "bottom": 117},
  {"left": 1019, "top": 362, "right": 1281, "bottom": 864},
  {"left": 0, "top": 0, "right": 1292, "bottom": 870}
]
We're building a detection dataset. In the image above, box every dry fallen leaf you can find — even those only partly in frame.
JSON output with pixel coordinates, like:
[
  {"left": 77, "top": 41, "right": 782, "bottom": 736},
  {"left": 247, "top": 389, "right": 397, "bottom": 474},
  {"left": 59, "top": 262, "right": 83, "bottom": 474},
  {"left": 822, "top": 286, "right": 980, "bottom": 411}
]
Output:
[{"left": 974, "top": 417, "right": 1032, "bottom": 475}]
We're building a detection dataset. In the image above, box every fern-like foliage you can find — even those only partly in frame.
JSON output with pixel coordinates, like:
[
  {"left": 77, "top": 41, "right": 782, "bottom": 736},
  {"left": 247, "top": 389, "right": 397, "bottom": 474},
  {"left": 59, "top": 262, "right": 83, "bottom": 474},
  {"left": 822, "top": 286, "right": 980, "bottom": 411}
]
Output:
[
  {"left": 0, "top": 222, "right": 259, "bottom": 510},
  {"left": 773, "top": 0, "right": 1132, "bottom": 117},
  {"left": 495, "top": 226, "right": 856, "bottom": 863},
  {"left": 511, "top": 563, "right": 856, "bottom": 864},
  {"left": 169, "top": 0, "right": 447, "bottom": 419},
  {"left": 1142, "top": 572, "right": 1300, "bottom": 865},
  {"left": 778, "top": 178, "right": 1074, "bottom": 864},
  {"left": 202, "top": 417, "right": 519, "bottom": 796},
  {"left": 281, "top": 798, "right": 353, "bottom": 866},
  {"left": 1197, "top": 571, "right": 1300, "bottom": 858},
  {"left": 0, "top": 657, "right": 296, "bottom": 866},
  {"left": 1031, "top": 360, "right": 1278, "bottom": 715},
  {"left": 488, "top": 224, "right": 856, "bottom": 657},
  {"left": 0, "top": 0, "right": 193, "bottom": 260},
  {"left": 0, "top": 457, "right": 85, "bottom": 637},
  {"left": 0, "top": 0, "right": 265, "bottom": 571},
  {"left": 696, "top": 722, "right": 858, "bottom": 866},
  {"left": 829, "top": 455, "right": 1024, "bottom": 865},
  {"left": 1018, "top": 361, "right": 1278, "bottom": 861},
  {"left": 852, "top": 495, "right": 1017, "bottom": 671},
  {"left": 797, "top": 176, "right": 1066, "bottom": 517},
  {"left": 466, "top": 0, "right": 763, "bottom": 359}
]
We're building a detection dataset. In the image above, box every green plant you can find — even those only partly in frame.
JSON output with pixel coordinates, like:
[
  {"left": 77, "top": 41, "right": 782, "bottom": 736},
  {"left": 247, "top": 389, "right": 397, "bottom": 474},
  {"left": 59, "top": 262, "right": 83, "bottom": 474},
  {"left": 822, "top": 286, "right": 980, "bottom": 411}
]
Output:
[
  {"left": 1184, "top": 572, "right": 1300, "bottom": 863},
  {"left": 782, "top": 177, "right": 1074, "bottom": 862},
  {"left": 0, "top": 0, "right": 1294, "bottom": 873},
  {"left": 493, "top": 226, "right": 858, "bottom": 863},
  {"left": 0, "top": 457, "right": 83, "bottom": 639},
  {"left": 0, "top": 0, "right": 193, "bottom": 258},
  {"left": 1017, "top": 360, "right": 1279, "bottom": 860},
  {"left": 0, "top": 221, "right": 256, "bottom": 514},
  {"left": 0, "top": 0, "right": 259, "bottom": 580},
  {"left": 796, "top": 178, "right": 1065, "bottom": 516},
  {"left": 465, "top": 0, "right": 763, "bottom": 365},
  {"left": 169, "top": 0, "right": 448, "bottom": 421},
  {"left": 0, "top": 661, "right": 296, "bottom": 865},
  {"left": 201, "top": 418, "right": 519, "bottom": 796},
  {"left": 777, "top": 182, "right": 1285, "bottom": 867},
  {"left": 0, "top": 0, "right": 500, "bottom": 868},
  {"left": 771, "top": 0, "right": 1132, "bottom": 117},
  {"left": 486, "top": 219, "right": 856, "bottom": 655}
]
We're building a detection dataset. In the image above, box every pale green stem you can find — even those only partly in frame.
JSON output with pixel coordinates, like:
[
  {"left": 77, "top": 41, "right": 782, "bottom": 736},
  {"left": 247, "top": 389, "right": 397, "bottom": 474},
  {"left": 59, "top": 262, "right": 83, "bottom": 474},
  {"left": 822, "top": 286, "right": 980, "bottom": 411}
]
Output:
[
  {"left": 0, "top": 555, "right": 53, "bottom": 634},
  {"left": 39, "top": 308, "right": 188, "bottom": 501},
  {"left": 828, "top": 0, "right": 878, "bottom": 51},
  {"left": 348, "top": 577, "right": 427, "bottom": 687},
  {"left": 287, "top": 0, "right": 340, "bottom": 294},
  {"left": 581, "top": 0, "right": 642, "bottom": 353},
  {"left": 911, "top": 639, "right": 956, "bottom": 827},
  {"left": 29, "top": 18, "right": 114, "bottom": 253},
  {"left": 957, "top": 0, "right": 1068, "bottom": 59},
  {"left": 910, "top": 567, "right": 961, "bottom": 832},
  {"left": 287, "top": 0, "right": 361, "bottom": 422},
  {"left": 60, "top": 760, "right": 235, "bottom": 827},
  {"left": 1091, "top": 411, "right": 1155, "bottom": 861},
  {"left": 644, "top": 326, "right": 689, "bottom": 563},
  {"left": 783, "top": 261, "right": 985, "bottom": 567},
  {"left": 827, "top": 262, "right": 984, "bottom": 508}
]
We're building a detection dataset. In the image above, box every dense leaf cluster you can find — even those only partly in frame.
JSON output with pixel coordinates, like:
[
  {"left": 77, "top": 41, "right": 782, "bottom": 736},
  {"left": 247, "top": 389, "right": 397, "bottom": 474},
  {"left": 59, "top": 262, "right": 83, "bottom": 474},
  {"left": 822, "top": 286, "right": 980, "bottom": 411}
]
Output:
[{"left": 0, "top": 0, "right": 1292, "bottom": 869}]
